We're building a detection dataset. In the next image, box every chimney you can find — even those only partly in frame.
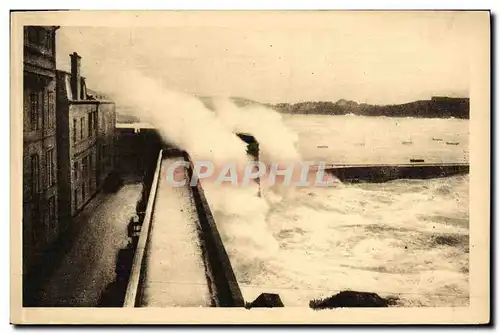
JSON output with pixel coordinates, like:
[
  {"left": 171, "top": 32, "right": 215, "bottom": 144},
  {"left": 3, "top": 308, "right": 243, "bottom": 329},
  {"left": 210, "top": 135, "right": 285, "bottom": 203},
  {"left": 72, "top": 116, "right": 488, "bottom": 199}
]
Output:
[{"left": 70, "top": 52, "right": 81, "bottom": 101}]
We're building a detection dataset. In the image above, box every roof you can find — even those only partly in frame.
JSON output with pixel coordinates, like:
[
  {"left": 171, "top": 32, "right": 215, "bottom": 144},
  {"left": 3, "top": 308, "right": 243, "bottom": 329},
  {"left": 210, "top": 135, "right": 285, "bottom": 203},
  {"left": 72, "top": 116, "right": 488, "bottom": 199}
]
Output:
[
  {"left": 116, "top": 122, "right": 154, "bottom": 129},
  {"left": 86, "top": 88, "right": 112, "bottom": 101},
  {"left": 56, "top": 70, "right": 111, "bottom": 102}
]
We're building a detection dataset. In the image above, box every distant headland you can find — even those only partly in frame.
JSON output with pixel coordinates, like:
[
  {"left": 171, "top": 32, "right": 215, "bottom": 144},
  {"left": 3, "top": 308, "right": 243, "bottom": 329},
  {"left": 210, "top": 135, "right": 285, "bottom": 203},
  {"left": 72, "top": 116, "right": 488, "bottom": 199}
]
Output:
[
  {"left": 116, "top": 96, "right": 470, "bottom": 123},
  {"left": 271, "top": 96, "right": 470, "bottom": 119}
]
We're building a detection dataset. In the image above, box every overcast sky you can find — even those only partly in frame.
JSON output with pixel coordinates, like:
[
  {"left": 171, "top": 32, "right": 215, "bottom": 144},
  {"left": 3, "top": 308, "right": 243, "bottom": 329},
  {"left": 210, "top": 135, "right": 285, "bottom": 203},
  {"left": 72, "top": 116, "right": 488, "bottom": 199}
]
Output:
[{"left": 55, "top": 11, "right": 479, "bottom": 105}]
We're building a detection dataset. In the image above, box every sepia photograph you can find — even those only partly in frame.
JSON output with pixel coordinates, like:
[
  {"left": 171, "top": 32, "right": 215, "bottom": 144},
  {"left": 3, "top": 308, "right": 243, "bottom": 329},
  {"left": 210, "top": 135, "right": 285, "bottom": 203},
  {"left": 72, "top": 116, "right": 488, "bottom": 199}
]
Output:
[{"left": 10, "top": 10, "right": 490, "bottom": 324}]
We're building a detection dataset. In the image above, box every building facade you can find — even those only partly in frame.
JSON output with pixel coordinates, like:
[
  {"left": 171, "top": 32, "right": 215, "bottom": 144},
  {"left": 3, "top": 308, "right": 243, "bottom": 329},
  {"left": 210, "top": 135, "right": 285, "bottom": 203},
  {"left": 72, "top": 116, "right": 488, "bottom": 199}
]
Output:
[
  {"left": 56, "top": 52, "right": 116, "bottom": 222},
  {"left": 23, "top": 26, "right": 60, "bottom": 274}
]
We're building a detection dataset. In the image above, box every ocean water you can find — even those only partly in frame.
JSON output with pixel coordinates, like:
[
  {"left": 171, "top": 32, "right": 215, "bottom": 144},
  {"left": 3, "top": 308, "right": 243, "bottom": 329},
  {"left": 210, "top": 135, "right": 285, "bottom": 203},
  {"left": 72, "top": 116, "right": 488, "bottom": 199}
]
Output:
[
  {"left": 283, "top": 114, "right": 469, "bottom": 164},
  {"left": 210, "top": 115, "right": 469, "bottom": 307}
]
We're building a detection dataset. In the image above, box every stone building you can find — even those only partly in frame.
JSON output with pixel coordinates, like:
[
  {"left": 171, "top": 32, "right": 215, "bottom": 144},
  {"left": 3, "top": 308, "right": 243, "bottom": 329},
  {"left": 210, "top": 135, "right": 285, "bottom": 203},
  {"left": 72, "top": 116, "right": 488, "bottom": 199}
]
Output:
[
  {"left": 23, "top": 26, "right": 60, "bottom": 274},
  {"left": 56, "top": 52, "right": 116, "bottom": 222}
]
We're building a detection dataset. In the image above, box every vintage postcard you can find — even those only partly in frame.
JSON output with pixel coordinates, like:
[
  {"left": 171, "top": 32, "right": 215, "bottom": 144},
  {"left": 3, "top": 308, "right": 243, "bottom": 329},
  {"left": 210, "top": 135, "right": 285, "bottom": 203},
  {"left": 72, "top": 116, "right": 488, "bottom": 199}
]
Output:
[{"left": 10, "top": 10, "right": 490, "bottom": 324}]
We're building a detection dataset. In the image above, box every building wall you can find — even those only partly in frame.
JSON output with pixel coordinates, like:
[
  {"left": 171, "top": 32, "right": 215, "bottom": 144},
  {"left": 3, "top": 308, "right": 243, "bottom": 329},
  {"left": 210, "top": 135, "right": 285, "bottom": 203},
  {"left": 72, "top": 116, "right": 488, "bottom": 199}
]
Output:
[
  {"left": 55, "top": 72, "right": 71, "bottom": 225},
  {"left": 23, "top": 26, "right": 59, "bottom": 275},
  {"left": 97, "top": 102, "right": 116, "bottom": 187},
  {"left": 115, "top": 127, "right": 164, "bottom": 181},
  {"left": 56, "top": 63, "right": 116, "bottom": 220},
  {"left": 68, "top": 103, "right": 99, "bottom": 215}
]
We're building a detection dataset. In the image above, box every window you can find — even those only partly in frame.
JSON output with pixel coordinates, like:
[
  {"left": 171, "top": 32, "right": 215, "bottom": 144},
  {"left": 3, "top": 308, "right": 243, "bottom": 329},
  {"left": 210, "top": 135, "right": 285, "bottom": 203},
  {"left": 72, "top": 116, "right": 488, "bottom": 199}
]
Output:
[
  {"left": 74, "top": 189, "right": 78, "bottom": 211},
  {"left": 47, "top": 196, "right": 56, "bottom": 230},
  {"left": 82, "top": 183, "right": 86, "bottom": 201},
  {"left": 90, "top": 112, "right": 95, "bottom": 131},
  {"left": 89, "top": 153, "right": 93, "bottom": 175},
  {"left": 80, "top": 117, "right": 84, "bottom": 140},
  {"left": 40, "top": 90, "right": 45, "bottom": 128},
  {"left": 45, "top": 31, "right": 52, "bottom": 50},
  {"left": 73, "top": 118, "right": 77, "bottom": 143},
  {"left": 82, "top": 156, "right": 89, "bottom": 179},
  {"left": 42, "top": 90, "right": 48, "bottom": 129},
  {"left": 27, "top": 27, "right": 38, "bottom": 44},
  {"left": 30, "top": 92, "right": 39, "bottom": 131},
  {"left": 73, "top": 161, "right": 79, "bottom": 181},
  {"left": 25, "top": 27, "right": 52, "bottom": 48},
  {"left": 48, "top": 92, "right": 55, "bottom": 128},
  {"left": 80, "top": 81, "right": 86, "bottom": 100},
  {"left": 88, "top": 113, "right": 93, "bottom": 137},
  {"left": 101, "top": 145, "right": 106, "bottom": 163},
  {"left": 38, "top": 29, "right": 46, "bottom": 46},
  {"left": 30, "top": 154, "right": 39, "bottom": 197},
  {"left": 46, "top": 148, "right": 55, "bottom": 188}
]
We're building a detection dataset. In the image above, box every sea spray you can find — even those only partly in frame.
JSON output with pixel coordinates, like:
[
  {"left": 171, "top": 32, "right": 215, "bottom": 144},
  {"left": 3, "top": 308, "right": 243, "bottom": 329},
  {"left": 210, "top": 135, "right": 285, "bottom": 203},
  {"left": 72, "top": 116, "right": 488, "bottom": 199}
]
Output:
[
  {"left": 69, "top": 49, "right": 294, "bottom": 282},
  {"left": 249, "top": 175, "right": 469, "bottom": 306},
  {"left": 59, "top": 29, "right": 250, "bottom": 167},
  {"left": 210, "top": 98, "right": 306, "bottom": 200},
  {"left": 198, "top": 99, "right": 306, "bottom": 279},
  {"left": 211, "top": 98, "right": 301, "bottom": 164},
  {"left": 62, "top": 30, "right": 344, "bottom": 302},
  {"left": 84, "top": 64, "right": 250, "bottom": 168},
  {"left": 201, "top": 181, "right": 280, "bottom": 283},
  {"left": 58, "top": 28, "right": 469, "bottom": 307}
]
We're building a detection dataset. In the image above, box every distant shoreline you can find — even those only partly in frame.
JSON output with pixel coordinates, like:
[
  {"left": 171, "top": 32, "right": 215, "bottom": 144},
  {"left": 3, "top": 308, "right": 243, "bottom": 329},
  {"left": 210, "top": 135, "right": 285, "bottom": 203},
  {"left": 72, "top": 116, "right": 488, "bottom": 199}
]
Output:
[
  {"left": 270, "top": 96, "right": 469, "bottom": 119},
  {"left": 115, "top": 96, "right": 470, "bottom": 123}
]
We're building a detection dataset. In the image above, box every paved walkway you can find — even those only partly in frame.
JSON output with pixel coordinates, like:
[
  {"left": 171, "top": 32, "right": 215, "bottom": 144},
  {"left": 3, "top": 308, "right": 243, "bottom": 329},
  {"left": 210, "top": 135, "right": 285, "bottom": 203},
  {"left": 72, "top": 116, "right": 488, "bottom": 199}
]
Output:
[
  {"left": 34, "top": 184, "right": 143, "bottom": 307},
  {"left": 140, "top": 157, "right": 211, "bottom": 307}
]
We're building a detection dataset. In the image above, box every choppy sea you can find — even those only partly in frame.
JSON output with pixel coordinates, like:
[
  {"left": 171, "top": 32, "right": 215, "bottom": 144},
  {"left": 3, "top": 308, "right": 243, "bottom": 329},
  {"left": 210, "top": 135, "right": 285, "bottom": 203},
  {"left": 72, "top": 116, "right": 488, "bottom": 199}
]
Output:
[{"left": 211, "top": 114, "right": 469, "bottom": 307}]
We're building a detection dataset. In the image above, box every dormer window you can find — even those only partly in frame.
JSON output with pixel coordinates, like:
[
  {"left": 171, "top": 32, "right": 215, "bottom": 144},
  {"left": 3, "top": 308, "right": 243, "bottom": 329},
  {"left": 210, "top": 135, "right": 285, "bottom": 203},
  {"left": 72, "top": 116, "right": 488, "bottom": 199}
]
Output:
[
  {"left": 45, "top": 31, "right": 52, "bottom": 49},
  {"left": 80, "top": 80, "right": 86, "bottom": 100},
  {"left": 27, "top": 27, "right": 38, "bottom": 44},
  {"left": 25, "top": 26, "right": 52, "bottom": 49},
  {"left": 38, "top": 29, "right": 47, "bottom": 46}
]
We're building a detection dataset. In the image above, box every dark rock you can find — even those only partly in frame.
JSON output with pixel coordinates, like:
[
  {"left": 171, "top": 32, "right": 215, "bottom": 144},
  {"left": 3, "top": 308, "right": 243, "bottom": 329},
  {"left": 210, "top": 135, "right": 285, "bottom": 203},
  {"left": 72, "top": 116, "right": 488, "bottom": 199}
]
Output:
[
  {"left": 309, "top": 291, "right": 398, "bottom": 309},
  {"left": 245, "top": 293, "right": 284, "bottom": 308}
]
